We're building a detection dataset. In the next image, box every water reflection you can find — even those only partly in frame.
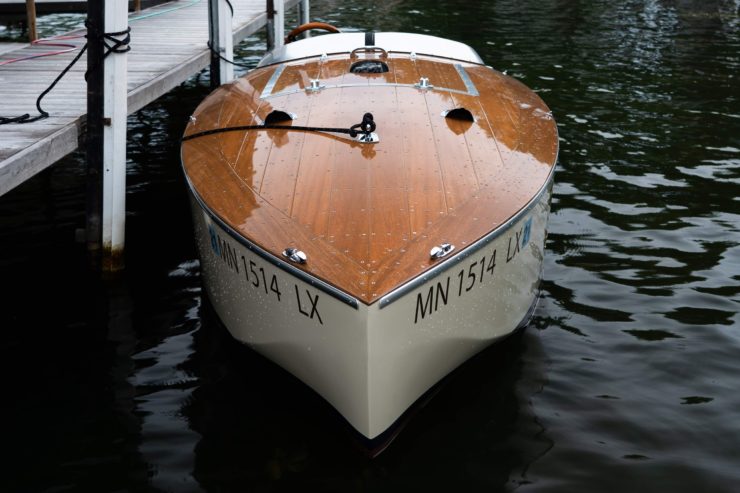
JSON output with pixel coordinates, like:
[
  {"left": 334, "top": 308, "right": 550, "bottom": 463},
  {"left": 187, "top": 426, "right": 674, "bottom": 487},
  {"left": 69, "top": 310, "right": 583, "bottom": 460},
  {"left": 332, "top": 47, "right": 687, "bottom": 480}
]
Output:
[{"left": 180, "top": 304, "right": 551, "bottom": 491}]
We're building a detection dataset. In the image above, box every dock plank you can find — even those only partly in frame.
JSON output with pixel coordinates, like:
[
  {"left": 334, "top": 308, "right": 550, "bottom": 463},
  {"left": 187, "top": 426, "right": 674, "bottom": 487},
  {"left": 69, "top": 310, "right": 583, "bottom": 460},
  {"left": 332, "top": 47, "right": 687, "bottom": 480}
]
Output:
[{"left": 0, "top": 0, "right": 300, "bottom": 196}]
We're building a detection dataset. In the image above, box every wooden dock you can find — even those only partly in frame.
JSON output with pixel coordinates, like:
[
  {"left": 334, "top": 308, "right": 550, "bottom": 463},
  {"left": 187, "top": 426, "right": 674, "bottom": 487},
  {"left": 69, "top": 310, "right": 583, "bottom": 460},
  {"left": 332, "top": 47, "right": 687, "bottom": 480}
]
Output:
[
  {"left": 0, "top": 0, "right": 301, "bottom": 197},
  {"left": 0, "top": 1, "right": 166, "bottom": 16}
]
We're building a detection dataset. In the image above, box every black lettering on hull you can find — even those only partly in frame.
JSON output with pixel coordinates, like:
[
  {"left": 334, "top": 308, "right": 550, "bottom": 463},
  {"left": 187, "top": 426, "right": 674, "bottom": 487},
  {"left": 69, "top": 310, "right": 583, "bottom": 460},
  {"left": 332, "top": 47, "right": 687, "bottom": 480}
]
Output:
[
  {"left": 295, "top": 284, "right": 323, "bottom": 325},
  {"left": 415, "top": 287, "right": 434, "bottom": 324}
]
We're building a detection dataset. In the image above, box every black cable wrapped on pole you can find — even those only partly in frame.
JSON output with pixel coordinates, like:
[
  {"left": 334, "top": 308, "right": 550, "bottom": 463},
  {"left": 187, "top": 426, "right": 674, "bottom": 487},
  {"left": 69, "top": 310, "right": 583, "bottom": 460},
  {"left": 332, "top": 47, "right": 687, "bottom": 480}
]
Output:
[{"left": 85, "top": 0, "right": 104, "bottom": 267}]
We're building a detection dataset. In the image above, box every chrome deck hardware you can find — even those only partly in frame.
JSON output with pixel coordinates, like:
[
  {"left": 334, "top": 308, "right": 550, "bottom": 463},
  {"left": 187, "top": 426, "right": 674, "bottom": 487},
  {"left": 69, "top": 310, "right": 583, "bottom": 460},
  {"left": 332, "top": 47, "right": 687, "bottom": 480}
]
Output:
[
  {"left": 283, "top": 247, "right": 307, "bottom": 264},
  {"left": 356, "top": 132, "right": 380, "bottom": 143},
  {"left": 430, "top": 243, "right": 455, "bottom": 259},
  {"left": 307, "top": 79, "right": 325, "bottom": 92},
  {"left": 415, "top": 77, "right": 433, "bottom": 90}
]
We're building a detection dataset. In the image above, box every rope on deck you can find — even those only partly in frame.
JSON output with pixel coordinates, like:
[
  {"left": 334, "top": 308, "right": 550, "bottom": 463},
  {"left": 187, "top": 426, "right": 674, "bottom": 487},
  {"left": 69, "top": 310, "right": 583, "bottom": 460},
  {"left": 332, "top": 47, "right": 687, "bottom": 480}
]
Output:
[{"left": 182, "top": 113, "right": 377, "bottom": 142}]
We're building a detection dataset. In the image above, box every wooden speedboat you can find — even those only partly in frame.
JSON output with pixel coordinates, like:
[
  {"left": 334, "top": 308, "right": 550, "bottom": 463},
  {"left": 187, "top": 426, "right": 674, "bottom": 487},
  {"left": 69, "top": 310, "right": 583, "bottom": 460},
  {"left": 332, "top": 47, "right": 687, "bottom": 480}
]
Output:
[{"left": 181, "top": 27, "right": 557, "bottom": 442}]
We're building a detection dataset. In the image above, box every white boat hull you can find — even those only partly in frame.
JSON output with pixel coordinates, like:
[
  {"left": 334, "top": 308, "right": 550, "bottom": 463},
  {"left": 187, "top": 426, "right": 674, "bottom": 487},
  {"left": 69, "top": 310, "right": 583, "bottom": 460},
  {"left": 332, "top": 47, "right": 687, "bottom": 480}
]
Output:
[{"left": 188, "top": 177, "right": 552, "bottom": 440}]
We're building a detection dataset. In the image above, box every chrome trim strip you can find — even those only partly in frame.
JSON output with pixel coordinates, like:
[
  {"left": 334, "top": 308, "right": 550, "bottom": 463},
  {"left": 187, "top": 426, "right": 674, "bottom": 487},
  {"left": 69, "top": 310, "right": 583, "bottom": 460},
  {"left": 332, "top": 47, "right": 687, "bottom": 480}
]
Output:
[
  {"left": 455, "top": 64, "right": 479, "bottom": 97},
  {"left": 261, "top": 81, "right": 478, "bottom": 100},
  {"left": 378, "top": 171, "right": 555, "bottom": 309},
  {"left": 261, "top": 64, "right": 286, "bottom": 99},
  {"left": 181, "top": 168, "right": 359, "bottom": 309},
  {"left": 260, "top": 32, "right": 484, "bottom": 66}
]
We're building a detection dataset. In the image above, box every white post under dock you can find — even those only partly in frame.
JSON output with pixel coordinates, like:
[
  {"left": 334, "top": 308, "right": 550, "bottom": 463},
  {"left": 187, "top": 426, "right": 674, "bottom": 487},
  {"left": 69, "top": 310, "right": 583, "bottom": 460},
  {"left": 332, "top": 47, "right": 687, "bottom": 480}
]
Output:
[
  {"left": 102, "top": 0, "right": 129, "bottom": 271},
  {"left": 208, "top": 0, "right": 234, "bottom": 86},
  {"left": 267, "top": 0, "right": 285, "bottom": 51}
]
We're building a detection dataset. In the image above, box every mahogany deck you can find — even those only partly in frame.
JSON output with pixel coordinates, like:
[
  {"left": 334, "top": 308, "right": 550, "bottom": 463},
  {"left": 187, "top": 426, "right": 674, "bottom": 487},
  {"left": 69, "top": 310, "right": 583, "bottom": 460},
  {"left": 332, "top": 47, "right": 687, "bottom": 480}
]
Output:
[{"left": 181, "top": 51, "right": 557, "bottom": 304}]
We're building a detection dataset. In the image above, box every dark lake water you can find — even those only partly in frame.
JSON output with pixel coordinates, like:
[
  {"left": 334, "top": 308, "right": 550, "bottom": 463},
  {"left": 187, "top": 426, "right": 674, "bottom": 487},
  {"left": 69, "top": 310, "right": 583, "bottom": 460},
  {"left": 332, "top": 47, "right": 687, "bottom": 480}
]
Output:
[{"left": 2, "top": 0, "right": 739, "bottom": 491}]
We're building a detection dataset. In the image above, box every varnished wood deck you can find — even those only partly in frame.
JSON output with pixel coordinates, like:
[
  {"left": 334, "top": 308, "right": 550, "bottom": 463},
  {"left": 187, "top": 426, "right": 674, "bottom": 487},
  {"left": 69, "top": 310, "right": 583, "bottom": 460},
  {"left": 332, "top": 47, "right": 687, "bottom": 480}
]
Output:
[
  {"left": 182, "top": 50, "right": 557, "bottom": 303},
  {"left": 0, "top": 0, "right": 300, "bottom": 196}
]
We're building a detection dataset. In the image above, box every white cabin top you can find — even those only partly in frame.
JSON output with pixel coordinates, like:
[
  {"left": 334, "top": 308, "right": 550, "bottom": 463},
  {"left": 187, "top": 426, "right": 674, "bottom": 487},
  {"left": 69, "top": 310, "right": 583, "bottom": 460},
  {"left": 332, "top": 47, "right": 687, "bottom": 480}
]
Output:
[{"left": 259, "top": 32, "right": 484, "bottom": 66}]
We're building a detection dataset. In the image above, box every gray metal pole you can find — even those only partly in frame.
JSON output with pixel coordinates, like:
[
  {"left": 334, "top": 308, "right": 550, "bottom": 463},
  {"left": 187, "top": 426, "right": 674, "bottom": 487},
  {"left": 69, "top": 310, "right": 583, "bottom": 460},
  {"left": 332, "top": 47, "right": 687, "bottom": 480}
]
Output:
[
  {"left": 274, "top": 0, "right": 284, "bottom": 49},
  {"left": 266, "top": 0, "right": 275, "bottom": 51},
  {"left": 299, "top": 0, "right": 309, "bottom": 27},
  {"left": 208, "top": 0, "right": 221, "bottom": 88},
  {"left": 86, "top": 0, "right": 105, "bottom": 268}
]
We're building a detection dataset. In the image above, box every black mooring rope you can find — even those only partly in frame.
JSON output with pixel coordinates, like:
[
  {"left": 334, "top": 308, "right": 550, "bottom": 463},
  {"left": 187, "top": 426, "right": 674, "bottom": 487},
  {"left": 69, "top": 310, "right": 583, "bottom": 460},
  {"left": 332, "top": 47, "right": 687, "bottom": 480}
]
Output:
[
  {"left": 224, "top": 0, "right": 235, "bottom": 17},
  {"left": 182, "top": 113, "right": 377, "bottom": 142},
  {"left": 206, "top": 41, "right": 255, "bottom": 68},
  {"left": 0, "top": 26, "right": 131, "bottom": 125},
  {"left": 84, "top": 26, "right": 131, "bottom": 81},
  {"left": 103, "top": 27, "right": 132, "bottom": 56},
  {"left": 205, "top": 0, "right": 249, "bottom": 69}
]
